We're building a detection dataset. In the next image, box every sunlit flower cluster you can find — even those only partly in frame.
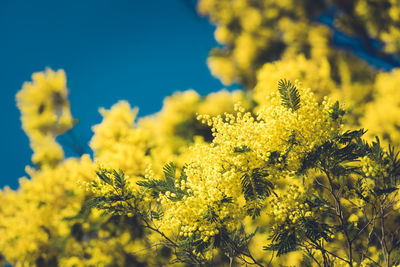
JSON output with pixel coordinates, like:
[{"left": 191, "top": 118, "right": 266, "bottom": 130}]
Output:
[
  {"left": 361, "top": 155, "right": 389, "bottom": 179},
  {"left": 199, "top": 0, "right": 400, "bottom": 138},
  {"left": 197, "top": 0, "right": 378, "bottom": 92},
  {"left": 153, "top": 83, "right": 340, "bottom": 249},
  {"left": 1, "top": 68, "right": 259, "bottom": 266},
  {"left": 3, "top": 0, "right": 400, "bottom": 264},
  {"left": 0, "top": 155, "right": 94, "bottom": 265},
  {"left": 269, "top": 184, "right": 312, "bottom": 225},
  {"left": 90, "top": 101, "right": 151, "bottom": 180},
  {"left": 254, "top": 55, "right": 334, "bottom": 104}
]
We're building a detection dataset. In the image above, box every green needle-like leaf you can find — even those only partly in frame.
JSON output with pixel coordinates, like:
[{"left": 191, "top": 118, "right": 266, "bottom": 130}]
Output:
[{"left": 278, "top": 79, "right": 301, "bottom": 112}]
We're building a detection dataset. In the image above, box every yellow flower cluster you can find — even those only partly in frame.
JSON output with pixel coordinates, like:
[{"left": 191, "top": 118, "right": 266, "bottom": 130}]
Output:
[
  {"left": 0, "top": 153, "right": 158, "bottom": 266},
  {"left": 5, "top": 0, "right": 400, "bottom": 263},
  {"left": 0, "top": 155, "right": 94, "bottom": 265},
  {"left": 90, "top": 101, "right": 151, "bottom": 180},
  {"left": 253, "top": 58, "right": 400, "bottom": 149},
  {"left": 16, "top": 68, "right": 75, "bottom": 166},
  {"left": 253, "top": 54, "right": 378, "bottom": 130},
  {"left": 138, "top": 89, "right": 250, "bottom": 174},
  {"left": 89, "top": 90, "right": 250, "bottom": 184},
  {"left": 6, "top": 65, "right": 400, "bottom": 265},
  {"left": 156, "top": 158, "right": 243, "bottom": 240},
  {"left": 197, "top": 0, "right": 379, "bottom": 92},
  {"left": 360, "top": 155, "right": 389, "bottom": 179},
  {"left": 269, "top": 184, "right": 312, "bottom": 225},
  {"left": 140, "top": 89, "right": 249, "bottom": 145},
  {"left": 3, "top": 68, "right": 261, "bottom": 266},
  {"left": 254, "top": 54, "right": 334, "bottom": 104},
  {"left": 154, "top": 83, "right": 340, "bottom": 246},
  {"left": 198, "top": 0, "right": 335, "bottom": 88},
  {"left": 361, "top": 69, "right": 400, "bottom": 147},
  {"left": 6, "top": 69, "right": 155, "bottom": 266},
  {"left": 198, "top": 0, "right": 400, "bottom": 139}
]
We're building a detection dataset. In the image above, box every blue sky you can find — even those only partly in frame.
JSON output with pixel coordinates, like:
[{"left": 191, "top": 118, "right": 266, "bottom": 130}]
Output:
[{"left": 0, "top": 0, "right": 232, "bottom": 189}]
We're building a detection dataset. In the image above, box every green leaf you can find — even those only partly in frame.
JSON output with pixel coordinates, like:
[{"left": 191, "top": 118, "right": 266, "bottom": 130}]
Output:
[
  {"left": 136, "top": 179, "right": 168, "bottom": 189},
  {"left": 203, "top": 206, "right": 219, "bottom": 223},
  {"left": 137, "top": 162, "right": 192, "bottom": 201},
  {"left": 265, "top": 228, "right": 299, "bottom": 256},
  {"left": 163, "top": 162, "right": 176, "bottom": 184},
  {"left": 246, "top": 201, "right": 263, "bottom": 218},
  {"left": 176, "top": 233, "right": 209, "bottom": 265},
  {"left": 241, "top": 168, "right": 273, "bottom": 201},
  {"left": 220, "top": 195, "right": 233, "bottom": 204},
  {"left": 388, "top": 145, "right": 400, "bottom": 176},
  {"left": 150, "top": 211, "right": 161, "bottom": 220},
  {"left": 113, "top": 169, "right": 125, "bottom": 188},
  {"left": 329, "top": 101, "right": 345, "bottom": 120},
  {"left": 234, "top": 145, "right": 252, "bottom": 153},
  {"left": 374, "top": 187, "right": 398, "bottom": 196},
  {"left": 96, "top": 169, "right": 113, "bottom": 185},
  {"left": 278, "top": 79, "right": 301, "bottom": 112},
  {"left": 82, "top": 196, "right": 107, "bottom": 211},
  {"left": 299, "top": 218, "right": 331, "bottom": 241},
  {"left": 180, "top": 165, "right": 188, "bottom": 182},
  {"left": 299, "top": 129, "right": 367, "bottom": 174},
  {"left": 213, "top": 225, "right": 256, "bottom": 258}
]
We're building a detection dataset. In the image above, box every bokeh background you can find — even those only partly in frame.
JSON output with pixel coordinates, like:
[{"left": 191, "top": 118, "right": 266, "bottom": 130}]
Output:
[{"left": 0, "top": 0, "right": 234, "bottom": 189}]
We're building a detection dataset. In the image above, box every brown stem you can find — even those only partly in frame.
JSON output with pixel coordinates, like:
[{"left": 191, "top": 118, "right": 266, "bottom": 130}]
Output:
[
  {"left": 379, "top": 197, "right": 390, "bottom": 267},
  {"left": 303, "top": 245, "right": 322, "bottom": 267},
  {"left": 323, "top": 169, "right": 353, "bottom": 266},
  {"left": 239, "top": 250, "right": 264, "bottom": 267}
]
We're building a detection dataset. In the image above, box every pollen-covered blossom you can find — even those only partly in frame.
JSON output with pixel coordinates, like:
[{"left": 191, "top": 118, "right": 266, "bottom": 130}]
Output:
[
  {"left": 269, "top": 184, "right": 312, "bottom": 225},
  {"left": 254, "top": 55, "right": 334, "bottom": 105},
  {"left": 139, "top": 89, "right": 249, "bottom": 146},
  {"left": 4, "top": 69, "right": 175, "bottom": 266},
  {"left": 253, "top": 55, "right": 376, "bottom": 129},
  {"left": 0, "top": 154, "right": 157, "bottom": 267},
  {"left": 30, "top": 134, "right": 65, "bottom": 166},
  {"left": 154, "top": 83, "right": 341, "bottom": 246},
  {"left": 16, "top": 68, "right": 75, "bottom": 166},
  {"left": 16, "top": 68, "right": 74, "bottom": 136},
  {"left": 90, "top": 100, "right": 151, "bottom": 180},
  {"left": 138, "top": 89, "right": 251, "bottom": 175},
  {"left": 0, "top": 155, "right": 95, "bottom": 265}
]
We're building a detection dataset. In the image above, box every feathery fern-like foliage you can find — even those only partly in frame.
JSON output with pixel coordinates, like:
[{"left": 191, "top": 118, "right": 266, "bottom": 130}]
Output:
[
  {"left": 265, "top": 228, "right": 299, "bottom": 256},
  {"left": 278, "top": 79, "right": 301, "bottom": 112},
  {"left": 136, "top": 162, "right": 191, "bottom": 201},
  {"left": 329, "top": 100, "right": 345, "bottom": 121},
  {"left": 84, "top": 168, "right": 135, "bottom": 215},
  {"left": 240, "top": 168, "right": 274, "bottom": 201}
]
